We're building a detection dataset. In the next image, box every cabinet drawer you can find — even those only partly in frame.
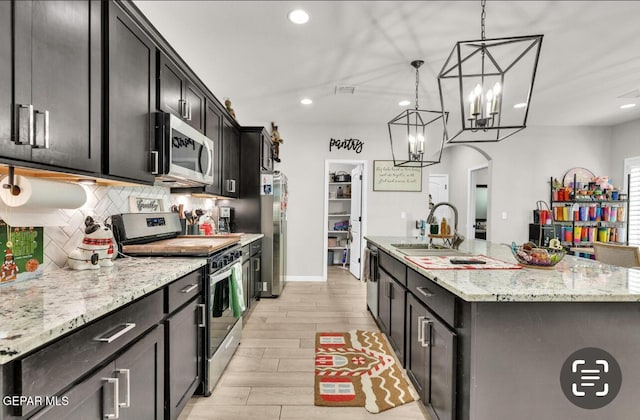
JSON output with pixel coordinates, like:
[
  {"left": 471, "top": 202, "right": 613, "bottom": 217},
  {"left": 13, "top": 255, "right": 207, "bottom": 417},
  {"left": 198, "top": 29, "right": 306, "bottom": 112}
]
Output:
[
  {"left": 379, "top": 250, "right": 406, "bottom": 286},
  {"left": 250, "top": 239, "right": 262, "bottom": 256},
  {"left": 242, "top": 244, "right": 250, "bottom": 259},
  {"left": 18, "top": 290, "right": 163, "bottom": 411},
  {"left": 167, "top": 270, "right": 202, "bottom": 314},
  {"left": 407, "top": 268, "right": 456, "bottom": 328}
]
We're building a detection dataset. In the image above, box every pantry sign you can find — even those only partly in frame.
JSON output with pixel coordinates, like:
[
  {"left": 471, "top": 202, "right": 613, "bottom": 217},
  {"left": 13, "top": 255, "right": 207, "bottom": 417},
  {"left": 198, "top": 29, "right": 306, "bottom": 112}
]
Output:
[{"left": 373, "top": 160, "right": 422, "bottom": 192}]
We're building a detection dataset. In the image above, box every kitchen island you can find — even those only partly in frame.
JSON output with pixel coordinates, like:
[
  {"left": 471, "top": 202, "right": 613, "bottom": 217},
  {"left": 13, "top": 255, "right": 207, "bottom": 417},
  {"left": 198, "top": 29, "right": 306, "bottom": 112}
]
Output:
[{"left": 365, "top": 236, "right": 640, "bottom": 420}]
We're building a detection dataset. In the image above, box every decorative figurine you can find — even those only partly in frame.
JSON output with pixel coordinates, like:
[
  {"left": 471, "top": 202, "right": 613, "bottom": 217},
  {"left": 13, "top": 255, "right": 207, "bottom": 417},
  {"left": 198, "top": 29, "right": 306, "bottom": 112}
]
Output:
[
  {"left": 224, "top": 98, "right": 236, "bottom": 119},
  {"left": 67, "top": 217, "right": 115, "bottom": 270},
  {"left": 1, "top": 249, "right": 19, "bottom": 282},
  {"left": 271, "top": 121, "right": 283, "bottom": 162}
]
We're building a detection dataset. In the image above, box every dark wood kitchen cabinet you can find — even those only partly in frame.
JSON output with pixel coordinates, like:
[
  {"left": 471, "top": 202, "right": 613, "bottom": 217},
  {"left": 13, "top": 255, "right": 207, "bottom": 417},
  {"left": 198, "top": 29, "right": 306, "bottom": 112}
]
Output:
[
  {"left": 405, "top": 292, "right": 456, "bottom": 420},
  {"left": 203, "top": 98, "right": 224, "bottom": 195},
  {"left": 32, "top": 325, "right": 165, "bottom": 420},
  {"left": 378, "top": 267, "right": 406, "bottom": 365},
  {"left": 158, "top": 53, "right": 205, "bottom": 133},
  {"left": 0, "top": 1, "right": 14, "bottom": 158},
  {"left": 164, "top": 269, "right": 204, "bottom": 420},
  {"left": 104, "top": 0, "right": 157, "bottom": 184},
  {"left": 1, "top": 0, "right": 101, "bottom": 173},
  {"left": 222, "top": 116, "right": 240, "bottom": 198}
]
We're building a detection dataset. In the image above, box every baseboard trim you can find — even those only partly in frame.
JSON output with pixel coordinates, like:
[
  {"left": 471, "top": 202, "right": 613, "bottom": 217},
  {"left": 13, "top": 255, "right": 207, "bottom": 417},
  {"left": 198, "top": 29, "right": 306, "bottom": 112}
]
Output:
[{"left": 285, "top": 275, "right": 325, "bottom": 282}]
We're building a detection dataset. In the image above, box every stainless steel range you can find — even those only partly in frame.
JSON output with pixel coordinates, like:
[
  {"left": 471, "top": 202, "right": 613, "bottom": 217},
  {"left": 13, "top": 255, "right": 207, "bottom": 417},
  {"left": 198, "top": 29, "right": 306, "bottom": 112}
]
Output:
[{"left": 111, "top": 212, "right": 243, "bottom": 395}]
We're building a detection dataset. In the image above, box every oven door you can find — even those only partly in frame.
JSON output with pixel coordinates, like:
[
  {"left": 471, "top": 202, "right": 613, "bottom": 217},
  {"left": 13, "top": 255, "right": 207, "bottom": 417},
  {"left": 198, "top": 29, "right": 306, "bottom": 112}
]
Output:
[
  {"left": 209, "top": 262, "right": 242, "bottom": 356},
  {"left": 155, "top": 112, "right": 214, "bottom": 186},
  {"left": 207, "top": 262, "right": 243, "bottom": 393}
]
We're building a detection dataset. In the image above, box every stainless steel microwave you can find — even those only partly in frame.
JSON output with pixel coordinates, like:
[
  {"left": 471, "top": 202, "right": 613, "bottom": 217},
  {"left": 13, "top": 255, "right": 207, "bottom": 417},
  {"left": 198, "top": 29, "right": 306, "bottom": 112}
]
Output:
[{"left": 152, "top": 112, "right": 214, "bottom": 187}]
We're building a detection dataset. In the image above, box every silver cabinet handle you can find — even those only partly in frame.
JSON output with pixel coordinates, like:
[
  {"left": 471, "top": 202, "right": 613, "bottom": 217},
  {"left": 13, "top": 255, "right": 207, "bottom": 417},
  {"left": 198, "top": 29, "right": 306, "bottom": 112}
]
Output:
[
  {"left": 197, "top": 303, "right": 206, "bottom": 328},
  {"left": 33, "top": 110, "right": 50, "bottom": 149},
  {"left": 253, "top": 258, "right": 260, "bottom": 272},
  {"left": 116, "top": 369, "right": 130, "bottom": 408},
  {"left": 102, "top": 377, "right": 120, "bottom": 419},
  {"left": 178, "top": 99, "right": 186, "bottom": 118},
  {"left": 180, "top": 284, "right": 198, "bottom": 293},
  {"left": 389, "top": 282, "right": 394, "bottom": 299},
  {"left": 187, "top": 102, "right": 192, "bottom": 121},
  {"left": 150, "top": 150, "right": 159, "bottom": 174},
  {"left": 416, "top": 287, "right": 434, "bottom": 298},
  {"left": 417, "top": 316, "right": 426, "bottom": 344},
  {"left": 94, "top": 323, "right": 136, "bottom": 343},
  {"left": 17, "top": 104, "right": 34, "bottom": 146},
  {"left": 420, "top": 317, "right": 433, "bottom": 348},
  {"left": 227, "top": 179, "right": 236, "bottom": 193}
]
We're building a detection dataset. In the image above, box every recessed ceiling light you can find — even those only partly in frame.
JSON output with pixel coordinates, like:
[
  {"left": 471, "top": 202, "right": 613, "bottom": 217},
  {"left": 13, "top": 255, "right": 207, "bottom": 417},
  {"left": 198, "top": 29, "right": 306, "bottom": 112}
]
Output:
[
  {"left": 300, "top": 98, "right": 313, "bottom": 105},
  {"left": 398, "top": 100, "right": 411, "bottom": 107},
  {"left": 513, "top": 102, "right": 527, "bottom": 109},
  {"left": 620, "top": 103, "right": 637, "bottom": 109},
  {"left": 288, "top": 9, "right": 309, "bottom": 24}
]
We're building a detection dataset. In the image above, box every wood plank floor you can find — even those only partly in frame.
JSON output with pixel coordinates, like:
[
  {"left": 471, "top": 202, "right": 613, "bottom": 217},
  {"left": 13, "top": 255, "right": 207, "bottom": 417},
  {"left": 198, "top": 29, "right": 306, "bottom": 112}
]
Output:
[{"left": 179, "top": 266, "right": 431, "bottom": 420}]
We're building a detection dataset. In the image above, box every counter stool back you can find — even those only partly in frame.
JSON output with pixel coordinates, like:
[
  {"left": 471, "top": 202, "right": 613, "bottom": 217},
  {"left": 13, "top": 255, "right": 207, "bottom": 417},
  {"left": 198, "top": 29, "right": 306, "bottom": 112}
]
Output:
[{"left": 593, "top": 242, "right": 640, "bottom": 268}]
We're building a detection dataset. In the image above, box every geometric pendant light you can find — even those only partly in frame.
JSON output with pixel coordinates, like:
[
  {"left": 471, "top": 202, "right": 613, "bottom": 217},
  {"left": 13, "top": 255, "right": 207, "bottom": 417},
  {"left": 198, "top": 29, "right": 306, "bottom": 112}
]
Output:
[
  {"left": 437, "top": 0, "right": 543, "bottom": 144},
  {"left": 388, "top": 60, "right": 448, "bottom": 167}
]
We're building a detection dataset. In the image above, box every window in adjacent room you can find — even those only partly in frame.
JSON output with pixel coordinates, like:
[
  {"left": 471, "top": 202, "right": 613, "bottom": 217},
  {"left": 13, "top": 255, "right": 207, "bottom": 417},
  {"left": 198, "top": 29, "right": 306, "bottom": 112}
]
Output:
[{"left": 624, "top": 157, "right": 640, "bottom": 247}]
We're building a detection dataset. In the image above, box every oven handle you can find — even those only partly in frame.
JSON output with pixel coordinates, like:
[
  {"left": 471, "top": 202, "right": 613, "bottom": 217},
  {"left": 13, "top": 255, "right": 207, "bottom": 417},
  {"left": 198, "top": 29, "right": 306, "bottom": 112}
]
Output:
[{"left": 210, "top": 263, "right": 238, "bottom": 284}]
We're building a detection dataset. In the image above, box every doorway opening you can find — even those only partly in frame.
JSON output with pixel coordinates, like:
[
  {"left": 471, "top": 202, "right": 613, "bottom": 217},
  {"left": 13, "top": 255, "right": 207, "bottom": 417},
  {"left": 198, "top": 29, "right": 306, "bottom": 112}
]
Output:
[
  {"left": 324, "top": 160, "right": 368, "bottom": 281},
  {"left": 467, "top": 165, "right": 489, "bottom": 241}
]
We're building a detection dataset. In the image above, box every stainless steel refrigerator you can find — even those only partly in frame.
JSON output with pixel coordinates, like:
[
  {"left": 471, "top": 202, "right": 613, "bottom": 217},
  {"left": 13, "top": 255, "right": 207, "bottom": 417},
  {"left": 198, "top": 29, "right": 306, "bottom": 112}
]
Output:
[{"left": 260, "top": 171, "right": 287, "bottom": 296}]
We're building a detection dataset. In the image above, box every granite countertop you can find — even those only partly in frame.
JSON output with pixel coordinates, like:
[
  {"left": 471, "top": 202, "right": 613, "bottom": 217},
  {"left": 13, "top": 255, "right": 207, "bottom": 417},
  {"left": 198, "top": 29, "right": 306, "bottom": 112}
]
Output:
[
  {"left": 0, "top": 256, "right": 206, "bottom": 365},
  {"left": 238, "top": 233, "right": 264, "bottom": 246},
  {"left": 365, "top": 236, "right": 640, "bottom": 303}
]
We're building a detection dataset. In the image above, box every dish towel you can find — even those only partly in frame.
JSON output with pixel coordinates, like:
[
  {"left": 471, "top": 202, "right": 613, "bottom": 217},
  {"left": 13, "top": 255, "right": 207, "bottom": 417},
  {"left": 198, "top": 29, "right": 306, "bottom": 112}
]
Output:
[{"left": 228, "top": 262, "right": 245, "bottom": 317}]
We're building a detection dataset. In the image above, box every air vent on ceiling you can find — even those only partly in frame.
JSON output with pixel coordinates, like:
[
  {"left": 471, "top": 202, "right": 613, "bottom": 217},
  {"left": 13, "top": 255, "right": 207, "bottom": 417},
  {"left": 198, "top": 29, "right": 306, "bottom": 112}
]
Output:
[
  {"left": 335, "top": 85, "right": 356, "bottom": 95},
  {"left": 618, "top": 88, "right": 640, "bottom": 98}
]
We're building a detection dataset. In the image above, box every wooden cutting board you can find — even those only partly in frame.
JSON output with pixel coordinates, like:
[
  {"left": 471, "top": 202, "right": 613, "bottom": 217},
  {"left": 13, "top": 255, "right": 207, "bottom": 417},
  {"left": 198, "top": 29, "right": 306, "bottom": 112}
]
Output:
[{"left": 123, "top": 236, "right": 240, "bottom": 255}]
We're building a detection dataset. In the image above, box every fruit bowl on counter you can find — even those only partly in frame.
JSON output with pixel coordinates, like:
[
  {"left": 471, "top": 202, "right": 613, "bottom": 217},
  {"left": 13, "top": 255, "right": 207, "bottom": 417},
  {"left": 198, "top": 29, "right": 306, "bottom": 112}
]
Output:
[{"left": 511, "top": 241, "right": 565, "bottom": 269}]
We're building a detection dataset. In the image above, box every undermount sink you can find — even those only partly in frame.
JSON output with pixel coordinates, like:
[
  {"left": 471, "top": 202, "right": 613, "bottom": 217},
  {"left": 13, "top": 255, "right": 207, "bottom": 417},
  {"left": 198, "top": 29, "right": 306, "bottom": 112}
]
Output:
[{"left": 391, "top": 243, "right": 469, "bottom": 257}]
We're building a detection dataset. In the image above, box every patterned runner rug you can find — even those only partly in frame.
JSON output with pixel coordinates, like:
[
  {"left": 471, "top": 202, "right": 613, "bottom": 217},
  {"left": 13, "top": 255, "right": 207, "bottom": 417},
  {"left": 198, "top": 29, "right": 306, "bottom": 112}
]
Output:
[{"left": 314, "top": 330, "right": 418, "bottom": 413}]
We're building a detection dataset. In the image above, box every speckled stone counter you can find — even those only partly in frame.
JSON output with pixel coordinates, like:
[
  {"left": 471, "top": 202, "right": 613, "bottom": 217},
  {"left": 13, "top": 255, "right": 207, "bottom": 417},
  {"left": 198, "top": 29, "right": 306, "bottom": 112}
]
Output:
[
  {"left": 365, "top": 236, "right": 640, "bottom": 302},
  {"left": 0, "top": 257, "right": 206, "bottom": 365},
  {"left": 238, "top": 233, "right": 264, "bottom": 247}
]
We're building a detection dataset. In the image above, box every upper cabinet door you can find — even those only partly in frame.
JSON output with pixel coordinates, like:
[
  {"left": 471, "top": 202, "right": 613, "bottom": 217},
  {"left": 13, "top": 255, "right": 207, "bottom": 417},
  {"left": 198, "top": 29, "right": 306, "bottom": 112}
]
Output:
[
  {"left": 11, "top": 0, "right": 101, "bottom": 172},
  {"left": 158, "top": 53, "right": 205, "bottom": 134},
  {"left": 105, "top": 1, "right": 156, "bottom": 184},
  {"left": 204, "top": 99, "right": 223, "bottom": 196},
  {"left": 0, "top": 1, "right": 26, "bottom": 161},
  {"left": 222, "top": 116, "right": 240, "bottom": 198},
  {"left": 185, "top": 82, "right": 205, "bottom": 133},
  {"left": 158, "top": 54, "right": 186, "bottom": 119}
]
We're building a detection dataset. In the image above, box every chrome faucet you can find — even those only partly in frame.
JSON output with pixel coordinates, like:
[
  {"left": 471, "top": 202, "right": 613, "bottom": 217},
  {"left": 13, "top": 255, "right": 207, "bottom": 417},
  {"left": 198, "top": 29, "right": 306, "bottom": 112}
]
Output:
[{"left": 427, "top": 202, "right": 465, "bottom": 249}]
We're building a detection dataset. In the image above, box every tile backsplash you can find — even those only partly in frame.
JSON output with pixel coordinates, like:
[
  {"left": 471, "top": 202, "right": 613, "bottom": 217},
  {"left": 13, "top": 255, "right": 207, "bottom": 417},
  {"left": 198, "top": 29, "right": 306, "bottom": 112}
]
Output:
[{"left": 43, "top": 185, "right": 170, "bottom": 270}]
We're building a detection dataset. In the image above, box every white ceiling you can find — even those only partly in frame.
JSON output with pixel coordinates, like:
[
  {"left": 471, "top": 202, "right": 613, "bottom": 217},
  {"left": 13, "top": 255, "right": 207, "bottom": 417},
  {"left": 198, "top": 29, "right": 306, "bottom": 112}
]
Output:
[{"left": 134, "top": 1, "right": 640, "bottom": 128}]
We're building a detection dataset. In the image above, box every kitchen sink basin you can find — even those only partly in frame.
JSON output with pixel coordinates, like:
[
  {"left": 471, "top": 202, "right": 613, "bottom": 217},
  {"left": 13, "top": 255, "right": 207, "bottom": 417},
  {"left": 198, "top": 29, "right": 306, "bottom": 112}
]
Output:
[
  {"left": 398, "top": 248, "right": 470, "bottom": 257},
  {"left": 391, "top": 243, "right": 469, "bottom": 256}
]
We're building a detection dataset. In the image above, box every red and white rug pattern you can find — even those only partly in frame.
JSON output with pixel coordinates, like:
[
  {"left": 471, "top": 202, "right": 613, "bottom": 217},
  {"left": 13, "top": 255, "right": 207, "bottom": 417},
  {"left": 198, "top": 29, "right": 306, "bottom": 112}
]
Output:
[{"left": 314, "top": 330, "right": 418, "bottom": 413}]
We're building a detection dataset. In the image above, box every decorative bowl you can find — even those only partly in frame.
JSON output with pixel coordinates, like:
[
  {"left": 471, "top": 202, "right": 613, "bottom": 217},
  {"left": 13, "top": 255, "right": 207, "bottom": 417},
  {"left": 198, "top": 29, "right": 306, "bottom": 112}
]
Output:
[{"left": 510, "top": 242, "right": 565, "bottom": 268}]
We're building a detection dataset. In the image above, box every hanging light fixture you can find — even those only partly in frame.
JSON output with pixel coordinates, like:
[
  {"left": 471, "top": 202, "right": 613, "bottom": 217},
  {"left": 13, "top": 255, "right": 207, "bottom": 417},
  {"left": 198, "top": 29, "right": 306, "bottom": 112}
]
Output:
[
  {"left": 388, "top": 60, "right": 448, "bottom": 167},
  {"left": 437, "top": 0, "right": 543, "bottom": 143}
]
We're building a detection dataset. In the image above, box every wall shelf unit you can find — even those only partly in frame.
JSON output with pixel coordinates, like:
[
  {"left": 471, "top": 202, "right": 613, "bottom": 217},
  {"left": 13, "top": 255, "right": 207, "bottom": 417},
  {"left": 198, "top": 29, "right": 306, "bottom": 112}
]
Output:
[
  {"left": 549, "top": 174, "right": 630, "bottom": 252},
  {"left": 327, "top": 180, "right": 352, "bottom": 266}
]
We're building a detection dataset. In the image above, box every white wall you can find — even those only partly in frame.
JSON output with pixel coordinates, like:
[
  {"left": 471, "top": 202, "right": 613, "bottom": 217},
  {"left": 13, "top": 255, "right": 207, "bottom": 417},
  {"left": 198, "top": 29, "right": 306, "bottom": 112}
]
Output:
[
  {"left": 436, "top": 145, "right": 489, "bottom": 237},
  {"left": 611, "top": 119, "right": 640, "bottom": 184},
  {"left": 276, "top": 123, "right": 430, "bottom": 278},
  {"left": 460, "top": 126, "right": 613, "bottom": 244},
  {"left": 259, "top": 121, "right": 636, "bottom": 277}
]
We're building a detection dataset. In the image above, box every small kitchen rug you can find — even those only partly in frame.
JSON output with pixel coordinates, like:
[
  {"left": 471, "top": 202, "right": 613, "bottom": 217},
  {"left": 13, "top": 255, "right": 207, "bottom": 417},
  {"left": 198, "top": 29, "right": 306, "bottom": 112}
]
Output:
[
  {"left": 314, "top": 330, "right": 418, "bottom": 413},
  {"left": 405, "top": 254, "right": 522, "bottom": 270}
]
